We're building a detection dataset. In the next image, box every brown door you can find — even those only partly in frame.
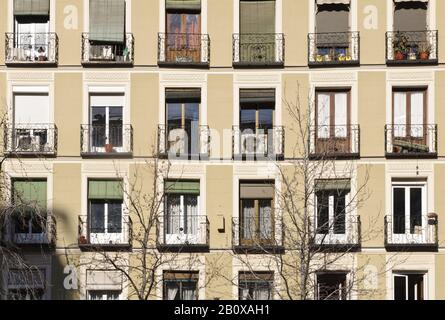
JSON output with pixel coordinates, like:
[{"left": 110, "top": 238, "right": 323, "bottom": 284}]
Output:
[{"left": 166, "top": 11, "right": 201, "bottom": 63}]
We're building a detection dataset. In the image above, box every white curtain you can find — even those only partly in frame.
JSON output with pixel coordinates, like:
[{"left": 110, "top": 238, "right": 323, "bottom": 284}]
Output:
[
  {"left": 317, "top": 94, "right": 330, "bottom": 138},
  {"left": 242, "top": 202, "right": 255, "bottom": 240},
  {"left": 410, "top": 92, "right": 424, "bottom": 138},
  {"left": 182, "top": 286, "right": 196, "bottom": 300},
  {"left": 167, "top": 285, "right": 178, "bottom": 300},
  {"left": 394, "top": 92, "right": 407, "bottom": 137},
  {"left": 259, "top": 202, "right": 272, "bottom": 240},
  {"left": 185, "top": 196, "right": 198, "bottom": 235},
  {"left": 167, "top": 195, "right": 181, "bottom": 234},
  {"left": 240, "top": 287, "right": 250, "bottom": 300},
  {"left": 253, "top": 287, "right": 271, "bottom": 300},
  {"left": 334, "top": 93, "right": 347, "bottom": 138}
]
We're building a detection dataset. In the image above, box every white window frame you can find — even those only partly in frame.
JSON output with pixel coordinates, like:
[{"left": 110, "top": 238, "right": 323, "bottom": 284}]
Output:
[
  {"left": 88, "top": 197, "right": 125, "bottom": 245},
  {"left": 392, "top": 272, "right": 427, "bottom": 300}
]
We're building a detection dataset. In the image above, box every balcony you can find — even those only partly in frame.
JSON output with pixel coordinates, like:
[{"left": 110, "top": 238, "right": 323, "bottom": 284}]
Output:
[
  {"left": 78, "top": 215, "right": 132, "bottom": 250},
  {"left": 312, "top": 215, "right": 361, "bottom": 251},
  {"left": 156, "top": 215, "right": 209, "bottom": 252},
  {"left": 233, "top": 33, "right": 284, "bottom": 67},
  {"left": 158, "top": 33, "right": 210, "bottom": 67},
  {"left": 157, "top": 124, "right": 210, "bottom": 160},
  {"left": 232, "top": 217, "right": 284, "bottom": 254},
  {"left": 8, "top": 215, "right": 55, "bottom": 247},
  {"left": 309, "top": 125, "right": 360, "bottom": 159},
  {"left": 5, "top": 32, "right": 58, "bottom": 66},
  {"left": 80, "top": 124, "right": 133, "bottom": 158},
  {"left": 386, "top": 30, "right": 438, "bottom": 65},
  {"left": 385, "top": 124, "right": 437, "bottom": 158},
  {"left": 81, "top": 33, "right": 134, "bottom": 66},
  {"left": 308, "top": 32, "right": 360, "bottom": 67},
  {"left": 232, "top": 126, "right": 284, "bottom": 161},
  {"left": 385, "top": 214, "right": 438, "bottom": 251},
  {"left": 4, "top": 124, "right": 57, "bottom": 157}
]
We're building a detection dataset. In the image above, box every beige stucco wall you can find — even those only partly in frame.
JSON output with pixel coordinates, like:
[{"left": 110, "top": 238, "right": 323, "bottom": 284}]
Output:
[
  {"left": 131, "top": 73, "right": 159, "bottom": 156},
  {"left": 0, "top": 73, "right": 6, "bottom": 154},
  {"left": 55, "top": 73, "right": 83, "bottom": 156},
  {"left": 434, "top": 164, "right": 445, "bottom": 242},
  {"left": 55, "top": 0, "right": 83, "bottom": 66},
  {"left": 132, "top": 0, "right": 159, "bottom": 66},
  {"left": 207, "top": 74, "right": 233, "bottom": 160},
  {"left": 208, "top": 0, "right": 233, "bottom": 67},
  {"left": 435, "top": 254, "right": 445, "bottom": 299},
  {"left": 0, "top": 0, "right": 7, "bottom": 64},
  {"left": 435, "top": 71, "right": 445, "bottom": 156},
  {"left": 283, "top": 0, "right": 308, "bottom": 67},
  {"left": 357, "top": 253, "right": 387, "bottom": 300},
  {"left": 436, "top": 0, "right": 445, "bottom": 64},
  {"left": 358, "top": 71, "right": 386, "bottom": 157},
  {"left": 205, "top": 253, "right": 233, "bottom": 300}
]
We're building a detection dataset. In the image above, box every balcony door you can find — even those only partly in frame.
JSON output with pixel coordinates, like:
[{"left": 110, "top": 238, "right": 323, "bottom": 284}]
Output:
[
  {"left": 89, "top": 94, "right": 124, "bottom": 153},
  {"left": 317, "top": 273, "right": 347, "bottom": 300},
  {"left": 166, "top": 0, "right": 201, "bottom": 63},
  {"left": 392, "top": 182, "right": 427, "bottom": 244},
  {"left": 392, "top": 89, "right": 427, "bottom": 152},
  {"left": 315, "top": 179, "right": 350, "bottom": 245},
  {"left": 165, "top": 181, "right": 200, "bottom": 245},
  {"left": 316, "top": 90, "right": 350, "bottom": 154},
  {"left": 88, "top": 180, "right": 124, "bottom": 245},
  {"left": 393, "top": 273, "right": 425, "bottom": 300}
]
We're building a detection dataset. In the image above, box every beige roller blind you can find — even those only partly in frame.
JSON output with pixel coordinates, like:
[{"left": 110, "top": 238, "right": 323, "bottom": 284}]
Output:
[
  {"left": 89, "top": 0, "right": 125, "bottom": 43},
  {"left": 240, "top": 183, "right": 275, "bottom": 199},
  {"left": 240, "top": 0, "right": 275, "bottom": 34},
  {"left": 86, "top": 270, "right": 123, "bottom": 290},
  {"left": 166, "top": 0, "right": 201, "bottom": 10},
  {"left": 14, "top": 0, "right": 49, "bottom": 16},
  {"left": 394, "top": 1, "right": 428, "bottom": 31}
]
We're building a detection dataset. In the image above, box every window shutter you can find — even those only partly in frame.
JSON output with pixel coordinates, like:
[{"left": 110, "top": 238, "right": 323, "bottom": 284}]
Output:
[
  {"left": 13, "top": 180, "right": 47, "bottom": 210},
  {"left": 315, "top": 179, "right": 350, "bottom": 192},
  {"left": 163, "top": 271, "right": 199, "bottom": 280},
  {"left": 239, "top": 89, "right": 275, "bottom": 103},
  {"left": 14, "top": 0, "right": 50, "bottom": 16},
  {"left": 166, "top": 0, "right": 201, "bottom": 11},
  {"left": 394, "top": 1, "right": 428, "bottom": 32},
  {"left": 240, "top": 183, "right": 275, "bottom": 199},
  {"left": 410, "top": 92, "right": 424, "bottom": 137},
  {"left": 88, "top": 180, "right": 123, "bottom": 200},
  {"left": 316, "top": 3, "right": 350, "bottom": 34},
  {"left": 89, "top": 0, "right": 125, "bottom": 43},
  {"left": 240, "top": 0, "right": 275, "bottom": 34},
  {"left": 165, "top": 88, "right": 201, "bottom": 101},
  {"left": 165, "top": 181, "right": 200, "bottom": 195},
  {"left": 394, "top": 92, "right": 407, "bottom": 137}
]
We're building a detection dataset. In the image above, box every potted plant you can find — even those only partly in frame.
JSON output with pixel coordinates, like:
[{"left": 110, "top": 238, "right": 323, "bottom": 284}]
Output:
[
  {"left": 427, "top": 212, "right": 438, "bottom": 225},
  {"left": 79, "top": 235, "right": 88, "bottom": 244},
  {"left": 104, "top": 143, "right": 114, "bottom": 153},
  {"left": 393, "top": 32, "right": 409, "bottom": 60},
  {"left": 418, "top": 43, "right": 431, "bottom": 60}
]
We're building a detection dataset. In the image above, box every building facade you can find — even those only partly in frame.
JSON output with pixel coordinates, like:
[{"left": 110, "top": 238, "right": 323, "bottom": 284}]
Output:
[{"left": 1, "top": 0, "right": 445, "bottom": 300}]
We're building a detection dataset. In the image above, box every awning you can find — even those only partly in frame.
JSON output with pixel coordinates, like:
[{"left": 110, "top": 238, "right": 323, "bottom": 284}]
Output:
[
  {"left": 165, "top": 180, "right": 200, "bottom": 195},
  {"left": 88, "top": 180, "right": 123, "bottom": 200},
  {"left": 89, "top": 0, "right": 125, "bottom": 43},
  {"left": 86, "top": 270, "right": 123, "bottom": 290},
  {"left": 14, "top": 0, "right": 50, "bottom": 16},
  {"left": 317, "top": 0, "right": 350, "bottom": 4},
  {"left": 240, "top": 183, "right": 275, "bottom": 199},
  {"left": 240, "top": 89, "right": 275, "bottom": 103},
  {"left": 8, "top": 269, "right": 45, "bottom": 289},
  {"left": 166, "top": 0, "right": 201, "bottom": 11}
]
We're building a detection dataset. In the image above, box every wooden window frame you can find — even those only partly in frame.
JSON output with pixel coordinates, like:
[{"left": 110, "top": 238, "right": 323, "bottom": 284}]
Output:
[{"left": 239, "top": 198, "right": 275, "bottom": 246}]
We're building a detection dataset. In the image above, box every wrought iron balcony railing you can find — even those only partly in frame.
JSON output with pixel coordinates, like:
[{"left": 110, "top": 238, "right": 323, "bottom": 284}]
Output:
[
  {"left": 7, "top": 214, "right": 56, "bottom": 246},
  {"left": 308, "top": 31, "right": 360, "bottom": 67},
  {"left": 5, "top": 32, "right": 58, "bottom": 66},
  {"left": 157, "top": 124, "right": 210, "bottom": 159},
  {"left": 386, "top": 30, "right": 438, "bottom": 65},
  {"left": 158, "top": 33, "right": 210, "bottom": 67},
  {"left": 78, "top": 215, "right": 132, "bottom": 249},
  {"left": 385, "top": 124, "right": 437, "bottom": 158},
  {"left": 233, "top": 33, "right": 284, "bottom": 67},
  {"left": 309, "top": 125, "right": 360, "bottom": 159},
  {"left": 157, "top": 214, "right": 209, "bottom": 251},
  {"left": 4, "top": 124, "right": 58, "bottom": 156},
  {"left": 81, "top": 33, "right": 134, "bottom": 65},
  {"left": 81, "top": 124, "right": 133, "bottom": 157},
  {"left": 384, "top": 214, "right": 438, "bottom": 249},
  {"left": 232, "top": 217, "right": 283, "bottom": 253},
  {"left": 312, "top": 215, "right": 361, "bottom": 249},
  {"left": 232, "top": 126, "right": 284, "bottom": 160}
]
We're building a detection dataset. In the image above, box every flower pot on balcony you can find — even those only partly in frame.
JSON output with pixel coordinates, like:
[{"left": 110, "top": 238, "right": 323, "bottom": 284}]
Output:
[
  {"left": 395, "top": 51, "right": 405, "bottom": 60},
  {"left": 420, "top": 51, "right": 430, "bottom": 60},
  {"left": 428, "top": 212, "right": 438, "bottom": 225},
  {"left": 79, "top": 235, "right": 88, "bottom": 244},
  {"left": 104, "top": 143, "right": 114, "bottom": 153}
]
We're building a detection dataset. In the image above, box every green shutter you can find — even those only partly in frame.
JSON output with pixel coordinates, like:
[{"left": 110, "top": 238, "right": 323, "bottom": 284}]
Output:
[
  {"left": 240, "top": 0, "right": 275, "bottom": 34},
  {"left": 13, "top": 180, "right": 47, "bottom": 209},
  {"left": 89, "top": 0, "right": 125, "bottom": 43},
  {"left": 166, "top": 0, "right": 201, "bottom": 11},
  {"left": 315, "top": 179, "right": 350, "bottom": 192},
  {"left": 14, "top": 0, "right": 50, "bottom": 16},
  {"left": 165, "top": 181, "right": 200, "bottom": 195},
  {"left": 88, "top": 180, "right": 123, "bottom": 200}
]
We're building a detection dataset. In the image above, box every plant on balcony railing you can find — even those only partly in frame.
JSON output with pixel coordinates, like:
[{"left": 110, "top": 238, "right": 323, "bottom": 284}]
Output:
[
  {"left": 232, "top": 126, "right": 284, "bottom": 160},
  {"left": 157, "top": 124, "right": 210, "bottom": 159},
  {"left": 5, "top": 32, "right": 59, "bottom": 65},
  {"left": 156, "top": 214, "right": 209, "bottom": 250},
  {"left": 4, "top": 124, "right": 58, "bottom": 156},
  {"left": 233, "top": 33, "right": 284, "bottom": 66},
  {"left": 81, "top": 33, "right": 134, "bottom": 65},
  {"left": 308, "top": 32, "right": 359, "bottom": 66},
  {"left": 385, "top": 124, "right": 437, "bottom": 157},
  {"left": 309, "top": 125, "right": 360, "bottom": 158},
  {"left": 81, "top": 124, "right": 133, "bottom": 156},
  {"left": 158, "top": 33, "right": 210, "bottom": 66},
  {"left": 386, "top": 30, "right": 438, "bottom": 64},
  {"left": 78, "top": 215, "right": 132, "bottom": 248}
]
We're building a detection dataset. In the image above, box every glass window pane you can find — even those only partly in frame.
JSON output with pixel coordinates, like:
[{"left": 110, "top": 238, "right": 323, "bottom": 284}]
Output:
[
  {"left": 240, "top": 108, "right": 256, "bottom": 132},
  {"left": 259, "top": 199, "right": 272, "bottom": 239},
  {"left": 166, "top": 195, "right": 181, "bottom": 234},
  {"left": 167, "top": 103, "right": 182, "bottom": 129},
  {"left": 182, "top": 281, "right": 197, "bottom": 300},
  {"left": 184, "top": 195, "right": 198, "bottom": 234},
  {"left": 334, "top": 192, "right": 346, "bottom": 234},
  {"left": 108, "top": 202, "right": 122, "bottom": 233},
  {"left": 410, "top": 188, "right": 422, "bottom": 234},
  {"left": 109, "top": 107, "right": 123, "bottom": 147},
  {"left": 91, "top": 107, "right": 106, "bottom": 147},
  {"left": 393, "top": 188, "right": 406, "bottom": 234},
  {"left": 258, "top": 108, "right": 273, "bottom": 131},
  {"left": 165, "top": 281, "right": 180, "bottom": 300},
  {"left": 90, "top": 201, "right": 105, "bottom": 233},
  {"left": 241, "top": 199, "right": 255, "bottom": 240},
  {"left": 316, "top": 191, "right": 329, "bottom": 234}
]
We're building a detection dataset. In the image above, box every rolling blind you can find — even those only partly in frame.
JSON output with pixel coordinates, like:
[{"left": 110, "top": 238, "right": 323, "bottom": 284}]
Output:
[
  {"left": 89, "top": 0, "right": 125, "bottom": 43},
  {"left": 88, "top": 180, "right": 123, "bottom": 200},
  {"left": 240, "top": 0, "right": 275, "bottom": 34},
  {"left": 166, "top": 0, "right": 201, "bottom": 11},
  {"left": 14, "top": 0, "right": 50, "bottom": 16},
  {"left": 13, "top": 180, "right": 47, "bottom": 209}
]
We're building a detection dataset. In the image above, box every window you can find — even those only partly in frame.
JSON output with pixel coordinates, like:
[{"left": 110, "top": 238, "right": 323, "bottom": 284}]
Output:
[
  {"left": 239, "top": 182, "right": 274, "bottom": 245},
  {"left": 89, "top": 93, "right": 124, "bottom": 152},
  {"left": 165, "top": 0, "right": 201, "bottom": 63},
  {"left": 13, "top": 0, "right": 50, "bottom": 62},
  {"left": 394, "top": 1, "right": 427, "bottom": 32},
  {"left": 165, "top": 88, "right": 201, "bottom": 157},
  {"left": 86, "top": 270, "right": 123, "bottom": 299},
  {"left": 317, "top": 273, "right": 347, "bottom": 300},
  {"left": 394, "top": 273, "right": 425, "bottom": 300},
  {"left": 164, "top": 180, "right": 200, "bottom": 244},
  {"left": 392, "top": 182, "right": 426, "bottom": 240},
  {"left": 12, "top": 179, "right": 48, "bottom": 242},
  {"left": 315, "top": 179, "right": 350, "bottom": 236},
  {"left": 7, "top": 268, "right": 46, "bottom": 300},
  {"left": 239, "top": 272, "right": 273, "bottom": 300},
  {"left": 163, "top": 271, "right": 198, "bottom": 300},
  {"left": 88, "top": 290, "right": 121, "bottom": 300},
  {"left": 88, "top": 180, "right": 124, "bottom": 244}
]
